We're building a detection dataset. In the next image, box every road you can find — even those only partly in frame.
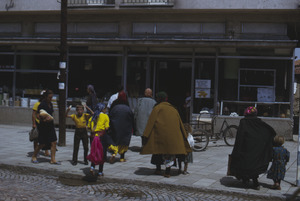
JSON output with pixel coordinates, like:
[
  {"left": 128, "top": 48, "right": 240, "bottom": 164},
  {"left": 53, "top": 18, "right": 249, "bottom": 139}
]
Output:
[{"left": 0, "top": 167, "right": 287, "bottom": 201}]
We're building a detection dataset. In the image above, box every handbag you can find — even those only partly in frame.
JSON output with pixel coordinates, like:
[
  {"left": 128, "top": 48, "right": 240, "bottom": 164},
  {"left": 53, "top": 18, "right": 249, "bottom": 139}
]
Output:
[
  {"left": 187, "top": 133, "right": 195, "bottom": 148},
  {"left": 29, "top": 127, "right": 39, "bottom": 142}
]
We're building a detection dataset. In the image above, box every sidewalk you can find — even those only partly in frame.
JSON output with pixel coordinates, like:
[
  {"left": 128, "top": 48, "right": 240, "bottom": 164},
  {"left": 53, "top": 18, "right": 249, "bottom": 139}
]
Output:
[{"left": 0, "top": 124, "right": 299, "bottom": 199}]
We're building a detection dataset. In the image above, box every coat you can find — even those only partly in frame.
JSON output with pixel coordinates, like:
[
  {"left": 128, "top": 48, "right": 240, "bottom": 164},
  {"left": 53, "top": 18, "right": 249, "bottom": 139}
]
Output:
[
  {"left": 230, "top": 116, "right": 276, "bottom": 180},
  {"left": 140, "top": 102, "right": 192, "bottom": 155},
  {"left": 109, "top": 103, "right": 134, "bottom": 146},
  {"left": 134, "top": 97, "right": 157, "bottom": 136}
]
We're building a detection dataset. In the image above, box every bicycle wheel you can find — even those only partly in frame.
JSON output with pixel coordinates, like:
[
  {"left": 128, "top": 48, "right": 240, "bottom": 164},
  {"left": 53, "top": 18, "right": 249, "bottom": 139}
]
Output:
[
  {"left": 223, "top": 125, "right": 238, "bottom": 146},
  {"left": 192, "top": 128, "right": 209, "bottom": 151}
]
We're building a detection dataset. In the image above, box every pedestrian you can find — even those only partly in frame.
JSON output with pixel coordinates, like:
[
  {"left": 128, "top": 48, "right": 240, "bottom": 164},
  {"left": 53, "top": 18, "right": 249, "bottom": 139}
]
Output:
[
  {"left": 176, "top": 123, "right": 193, "bottom": 175},
  {"left": 66, "top": 104, "right": 93, "bottom": 166},
  {"left": 107, "top": 85, "right": 124, "bottom": 111},
  {"left": 230, "top": 106, "right": 276, "bottom": 190},
  {"left": 109, "top": 91, "right": 134, "bottom": 163},
  {"left": 267, "top": 135, "right": 290, "bottom": 190},
  {"left": 183, "top": 91, "right": 191, "bottom": 123},
  {"left": 134, "top": 88, "right": 156, "bottom": 145},
  {"left": 31, "top": 89, "right": 60, "bottom": 165},
  {"left": 31, "top": 90, "right": 49, "bottom": 157},
  {"left": 140, "top": 91, "right": 192, "bottom": 178},
  {"left": 86, "top": 84, "right": 98, "bottom": 114},
  {"left": 87, "top": 103, "right": 118, "bottom": 176}
]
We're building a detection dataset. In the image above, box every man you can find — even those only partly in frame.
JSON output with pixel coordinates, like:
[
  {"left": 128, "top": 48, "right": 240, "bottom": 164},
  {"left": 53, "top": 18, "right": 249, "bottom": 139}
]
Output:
[
  {"left": 134, "top": 88, "right": 156, "bottom": 143},
  {"left": 140, "top": 91, "right": 192, "bottom": 178}
]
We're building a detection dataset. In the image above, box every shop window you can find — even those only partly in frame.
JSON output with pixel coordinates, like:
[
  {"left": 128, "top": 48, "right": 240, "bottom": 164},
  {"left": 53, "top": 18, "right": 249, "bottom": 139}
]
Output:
[
  {"left": 0, "top": 72, "right": 13, "bottom": 107},
  {"left": 16, "top": 73, "right": 58, "bottom": 108},
  {"left": 16, "top": 55, "right": 59, "bottom": 70},
  {"left": 193, "top": 59, "right": 215, "bottom": 113},
  {"left": 68, "top": 56, "right": 122, "bottom": 104},
  {"left": 127, "top": 58, "right": 147, "bottom": 109},
  {"left": 219, "top": 59, "right": 292, "bottom": 117}
]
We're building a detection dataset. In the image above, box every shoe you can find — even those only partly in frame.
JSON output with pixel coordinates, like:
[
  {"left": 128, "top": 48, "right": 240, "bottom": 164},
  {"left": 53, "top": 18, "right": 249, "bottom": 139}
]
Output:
[
  {"left": 183, "top": 171, "right": 189, "bottom": 175},
  {"left": 98, "top": 172, "right": 104, "bottom": 177},
  {"left": 31, "top": 159, "right": 38, "bottom": 164},
  {"left": 71, "top": 161, "right": 77, "bottom": 166},
  {"left": 84, "top": 161, "right": 88, "bottom": 165},
  {"left": 109, "top": 154, "right": 115, "bottom": 164},
  {"left": 120, "top": 158, "right": 126, "bottom": 162},
  {"left": 50, "top": 161, "right": 61, "bottom": 165},
  {"left": 271, "top": 184, "right": 281, "bottom": 190},
  {"left": 90, "top": 167, "right": 95, "bottom": 175},
  {"left": 164, "top": 174, "right": 170, "bottom": 178}
]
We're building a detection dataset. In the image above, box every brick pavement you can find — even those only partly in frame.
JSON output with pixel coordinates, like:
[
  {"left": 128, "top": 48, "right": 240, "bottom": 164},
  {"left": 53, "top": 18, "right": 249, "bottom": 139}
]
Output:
[{"left": 0, "top": 124, "right": 299, "bottom": 200}]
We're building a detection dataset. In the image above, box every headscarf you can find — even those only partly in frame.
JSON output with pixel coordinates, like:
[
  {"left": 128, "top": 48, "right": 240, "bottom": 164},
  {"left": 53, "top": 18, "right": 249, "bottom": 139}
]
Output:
[
  {"left": 156, "top": 91, "right": 168, "bottom": 103},
  {"left": 244, "top": 106, "right": 257, "bottom": 116},
  {"left": 92, "top": 103, "right": 106, "bottom": 121},
  {"left": 118, "top": 91, "right": 127, "bottom": 102},
  {"left": 87, "top": 84, "right": 96, "bottom": 94}
]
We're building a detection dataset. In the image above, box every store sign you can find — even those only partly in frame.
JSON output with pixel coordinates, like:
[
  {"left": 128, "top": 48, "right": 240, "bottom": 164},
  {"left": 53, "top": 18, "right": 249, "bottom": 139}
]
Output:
[
  {"left": 257, "top": 88, "right": 274, "bottom": 102},
  {"left": 195, "top": 88, "right": 210, "bottom": 98},
  {"left": 195, "top": 79, "right": 211, "bottom": 88},
  {"left": 195, "top": 79, "right": 211, "bottom": 98}
]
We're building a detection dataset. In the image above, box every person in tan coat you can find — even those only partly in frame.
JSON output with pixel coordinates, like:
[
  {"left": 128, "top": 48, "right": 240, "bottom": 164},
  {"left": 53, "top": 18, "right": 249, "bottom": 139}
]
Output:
[{"left": 140, "top": 91, "right": 192, "bottom": 178}]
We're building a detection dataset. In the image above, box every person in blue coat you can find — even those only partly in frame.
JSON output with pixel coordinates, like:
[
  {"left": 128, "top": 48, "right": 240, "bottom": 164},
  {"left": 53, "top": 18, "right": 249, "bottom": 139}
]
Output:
[{"left": 109, "top": 90, "right": 134, "bottom": 163}]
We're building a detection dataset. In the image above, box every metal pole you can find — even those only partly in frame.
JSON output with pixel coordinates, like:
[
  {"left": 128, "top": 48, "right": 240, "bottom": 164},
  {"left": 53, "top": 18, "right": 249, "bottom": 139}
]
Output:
[
  {"left": 295, "top": 48, "right": 300, "bottom": 186},
  {"left": 58, "top": 0, "right": 67, "bottom": 146}
]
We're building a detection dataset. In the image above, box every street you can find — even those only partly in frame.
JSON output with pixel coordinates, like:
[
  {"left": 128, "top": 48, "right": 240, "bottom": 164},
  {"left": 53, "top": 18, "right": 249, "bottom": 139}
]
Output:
[{"left": 0, "top": 167, "right": 288, "bottom": 201}]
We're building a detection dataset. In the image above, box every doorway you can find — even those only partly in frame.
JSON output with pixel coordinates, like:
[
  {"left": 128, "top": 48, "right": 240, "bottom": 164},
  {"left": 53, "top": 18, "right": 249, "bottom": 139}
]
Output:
[{"left": 151, "top": 59, "right": 192, "bottom": 122}]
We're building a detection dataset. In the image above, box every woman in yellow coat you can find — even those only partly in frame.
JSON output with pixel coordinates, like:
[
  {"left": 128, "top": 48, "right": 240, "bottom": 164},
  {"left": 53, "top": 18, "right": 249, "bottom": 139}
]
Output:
[{"left": 140, "top": 91, "right": 192, "bottom": 178}]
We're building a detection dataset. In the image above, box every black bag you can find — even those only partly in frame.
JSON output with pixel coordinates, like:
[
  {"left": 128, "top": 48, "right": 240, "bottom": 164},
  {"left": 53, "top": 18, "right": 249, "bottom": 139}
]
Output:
[{"left": 29, "top": 127, "right": 39, "bottom": 142}]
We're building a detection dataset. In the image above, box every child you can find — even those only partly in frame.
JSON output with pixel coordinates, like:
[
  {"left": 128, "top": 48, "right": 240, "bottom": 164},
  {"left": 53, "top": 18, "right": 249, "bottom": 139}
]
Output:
[
  {"left": 267, "top": 135, "right": 290, "bottom": 190},
  {"left": 66, "top": 104, "right": 93, "bottom": 166},
  {"left": 87, "top": 103, "right": 118, "bottom": 176},
  {"left": 177, "top": 123, "right": 193, "bottom": 175}
]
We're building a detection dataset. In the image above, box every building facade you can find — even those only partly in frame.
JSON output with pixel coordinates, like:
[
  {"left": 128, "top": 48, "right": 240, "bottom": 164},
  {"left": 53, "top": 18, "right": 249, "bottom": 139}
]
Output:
[{"left": 0, "top": 0, "right": 299, "bottom": 137}]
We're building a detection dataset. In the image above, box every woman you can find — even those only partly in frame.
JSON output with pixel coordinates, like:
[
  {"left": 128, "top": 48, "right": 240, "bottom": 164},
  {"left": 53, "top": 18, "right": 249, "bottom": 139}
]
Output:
[
  {"left": 86, "top": 85, "right": 98, "bottom": 113},
  {"left": 140, "top": 91, "right": 192, "bottom": 178},
  {"left": 31, "top": 89, "right": 60, "bottom": 165},
  {"left": 109, "top": 91, "right": 134, "bottom": 163},
  {"left": 230, "top": 106, "right": 276, "bottom": 190},
  {"left": 31, "top": 90, "right": 49, "bottom": 156}
]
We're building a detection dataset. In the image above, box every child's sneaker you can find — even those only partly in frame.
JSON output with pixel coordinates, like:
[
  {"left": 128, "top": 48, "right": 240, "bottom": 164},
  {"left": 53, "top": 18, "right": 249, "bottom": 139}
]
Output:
[
  {"left": 98, "top": 172, "right": 104, "bottom": 177},
  {"left": 90, "top": 166, "right": 95, "bottom": 175},
  {"left": 120, "top": 158, "right": 126, "bottom": 162}
]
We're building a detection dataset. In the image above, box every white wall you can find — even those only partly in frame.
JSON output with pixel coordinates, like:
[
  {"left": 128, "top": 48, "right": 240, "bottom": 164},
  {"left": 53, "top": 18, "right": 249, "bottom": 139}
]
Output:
[{"left": 0, "top": 0, "right": 299, "bottom": 12}]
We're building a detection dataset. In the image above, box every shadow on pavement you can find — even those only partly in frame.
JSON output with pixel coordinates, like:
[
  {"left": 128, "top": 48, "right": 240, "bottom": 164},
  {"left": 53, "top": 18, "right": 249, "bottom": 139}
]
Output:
[
  {"left": 134, "top": 167, "right": 181, "bottom": 177},
  {"left": 128, "top": 146, "right": 141, "bottom": 152},
  {"left": 220, "top": 176, "right": 273, "bottom": 190}
]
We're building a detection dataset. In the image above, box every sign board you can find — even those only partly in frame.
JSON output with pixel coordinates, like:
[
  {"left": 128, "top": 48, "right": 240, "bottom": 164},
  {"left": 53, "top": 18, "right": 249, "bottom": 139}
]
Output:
[
  {"left": 195, "top": 79, "right": 211, "bottom": 89},
  {"left": 257, "top": 88, "right": 274, "bottom": 102},
  {"left": 195, "top": 88, "right": 210, "bottom": 98}
]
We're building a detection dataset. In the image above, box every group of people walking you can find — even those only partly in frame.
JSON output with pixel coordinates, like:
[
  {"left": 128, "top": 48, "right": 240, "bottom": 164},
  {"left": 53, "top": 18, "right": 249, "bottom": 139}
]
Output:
[{"left": 31, "top": 86, "right": 290, "bottom": 190}]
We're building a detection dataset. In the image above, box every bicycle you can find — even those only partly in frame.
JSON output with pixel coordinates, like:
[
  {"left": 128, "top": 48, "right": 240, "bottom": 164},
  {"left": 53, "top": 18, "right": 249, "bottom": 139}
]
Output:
[{"left": 190, "top": 111, "right": 238, "bottom": 151}]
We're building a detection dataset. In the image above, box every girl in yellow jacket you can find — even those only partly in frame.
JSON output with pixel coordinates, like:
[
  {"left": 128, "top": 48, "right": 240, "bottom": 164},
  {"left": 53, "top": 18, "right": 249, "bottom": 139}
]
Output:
[{"left": 87, "top": 103, "right": 118, "bottom": 176}]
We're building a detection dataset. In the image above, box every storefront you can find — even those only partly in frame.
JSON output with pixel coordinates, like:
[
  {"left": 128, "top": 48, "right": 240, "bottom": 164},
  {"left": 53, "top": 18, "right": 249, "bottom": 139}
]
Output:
[{"left": 0, "top": 42, "right": 295, "bottom": 125}]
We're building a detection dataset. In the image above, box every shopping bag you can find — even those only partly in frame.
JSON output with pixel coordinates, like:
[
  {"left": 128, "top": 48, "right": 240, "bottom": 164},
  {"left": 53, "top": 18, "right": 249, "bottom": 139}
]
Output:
[
  {"left": 187, "top": 133, "right": 195, "bottom": 148},
  {"left": 29, "top": 127, "right": 39, "bottom": 142}
]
